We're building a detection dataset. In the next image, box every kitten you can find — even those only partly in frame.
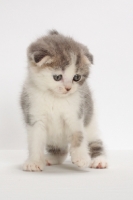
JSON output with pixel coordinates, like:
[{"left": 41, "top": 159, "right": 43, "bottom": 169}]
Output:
[{"left": 21, "top": 30, "right": 107, "bottom": 171}]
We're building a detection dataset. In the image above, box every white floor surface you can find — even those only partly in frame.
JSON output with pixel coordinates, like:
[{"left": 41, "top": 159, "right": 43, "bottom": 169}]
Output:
[{"left": 0, "top": 150, "right": 133, "bottom": 200}]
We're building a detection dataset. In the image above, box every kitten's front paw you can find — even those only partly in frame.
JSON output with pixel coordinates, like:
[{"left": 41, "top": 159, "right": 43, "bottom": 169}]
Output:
[
  {"left": 71, "top": 151, "right": 91, "bottom": 168},
  {"left": 90, "top": 155, "right": 108, "bottom": 169},
  {"left": 23, "top": 160, "right": 44, "bottom": 172},
  {"left": 72, "top": 155, "right": 91, "bottom": 168}
]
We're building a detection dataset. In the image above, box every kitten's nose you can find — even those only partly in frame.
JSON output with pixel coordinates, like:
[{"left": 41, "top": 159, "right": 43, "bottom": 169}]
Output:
[{"left": 65, "top": 87, "right": 71, "bottom": 91}]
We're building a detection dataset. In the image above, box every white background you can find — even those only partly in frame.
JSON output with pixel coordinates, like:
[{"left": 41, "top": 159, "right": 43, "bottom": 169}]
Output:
[{"left": 0, "top": 0, "right": 133, "bottom": 150}]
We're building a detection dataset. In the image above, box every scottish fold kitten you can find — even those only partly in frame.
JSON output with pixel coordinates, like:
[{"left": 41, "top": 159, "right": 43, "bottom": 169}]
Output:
[{"left": 21, "top": 30, "right": 107, "bottom": 171}]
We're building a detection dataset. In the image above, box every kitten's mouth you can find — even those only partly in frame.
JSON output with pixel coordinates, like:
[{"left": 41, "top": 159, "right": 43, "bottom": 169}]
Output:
[
  {"left": 56, "top": 91, "right": 73, "bottom": 97},
  {"left": 60, "top": 92, "right": 70, "bottom": 96},
  {"left": 63, "top": 91, "right": 69, "bottom": 94}
]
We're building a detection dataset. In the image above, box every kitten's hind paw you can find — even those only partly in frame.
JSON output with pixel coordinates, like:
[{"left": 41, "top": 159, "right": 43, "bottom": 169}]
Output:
[
  {"left": 23, "top": 160, "right": 44, "bottom": 172},
  {"left": 45, "top": 154, "right": 59, "bottom": 166},
  {"left": 90, "top": 155, "right": 108, "bottom": 169},
  {"left": 45, "top": 153, "right": 67, "bottom": 166}
]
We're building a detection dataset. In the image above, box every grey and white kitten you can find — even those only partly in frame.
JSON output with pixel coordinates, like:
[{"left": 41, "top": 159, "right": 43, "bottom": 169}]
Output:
[{"left": 21, "top": 30, "right": 107, "bottom": 171}]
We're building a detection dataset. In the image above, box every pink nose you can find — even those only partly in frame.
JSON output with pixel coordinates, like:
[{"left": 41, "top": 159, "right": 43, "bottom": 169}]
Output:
[{"left": 65, "top": 87, "right": 71, "bottom": 91}]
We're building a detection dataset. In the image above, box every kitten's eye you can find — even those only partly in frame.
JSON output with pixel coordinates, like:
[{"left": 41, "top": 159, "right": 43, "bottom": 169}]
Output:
[
  {"left": 53, "top": 75, "right": 62, "bottom": 81},
  {"left": 73, "top": 74, "right": 81, "bottom": 82}
]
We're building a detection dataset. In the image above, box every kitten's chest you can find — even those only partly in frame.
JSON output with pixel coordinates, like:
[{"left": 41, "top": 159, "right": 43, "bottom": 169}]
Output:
[
  {"left": 41, "top": 92, "right": 80, "bottom": 128},
  {"left": 44, "top": 93, "right": 80, "bottom": 118}
]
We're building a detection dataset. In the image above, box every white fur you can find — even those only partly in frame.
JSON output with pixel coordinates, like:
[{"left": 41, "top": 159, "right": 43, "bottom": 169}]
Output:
[{"left": 23, "top": 59, "right": 104, "bottom": 171}]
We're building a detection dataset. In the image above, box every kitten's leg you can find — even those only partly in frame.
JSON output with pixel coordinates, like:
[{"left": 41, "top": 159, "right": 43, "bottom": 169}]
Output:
[
  {"left": 70, "top": 132, "right": 91, "bottom": 168},
  {"left": 89, "top": 140, "right": 107, "bottom": 168},
  {"left": 85, "top": 114, "right": 108, "bottom": 169},
  {"left": 45, "top": 146, "right": 68, "bottom": 165},
  {"left": 66, "top": 118, "right": 91, "bottom": 168},
  {"left": 23, "top": 122, "right": 46, "bottom": 172}
]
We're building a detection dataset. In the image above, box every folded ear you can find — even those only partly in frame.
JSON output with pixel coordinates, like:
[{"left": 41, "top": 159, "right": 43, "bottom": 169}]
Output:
[
  {"left": 33, "top": 50, "right": 53, "bottom": 67},
  {"left": 81, "top": 45, "right": 93, "bottom": 65},
  {"left": 82, "top": 52, "right": 93, "bottom": 66},
  {"left": 28, "top": 43, "right": 53, "bottom": 67},
  {"left": 85, "top": 52, "right": 93, "bottom": 64}
]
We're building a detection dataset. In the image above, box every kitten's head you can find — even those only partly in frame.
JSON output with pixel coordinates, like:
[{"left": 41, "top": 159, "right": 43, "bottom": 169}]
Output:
[{"left": 27, "top": 30, "right": 93, "bottom": 97}]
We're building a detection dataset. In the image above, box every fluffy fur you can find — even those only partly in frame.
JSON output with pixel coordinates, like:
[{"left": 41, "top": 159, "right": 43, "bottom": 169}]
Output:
[{"left": 21, "top": 30, "right": 107, "bottom": 171}]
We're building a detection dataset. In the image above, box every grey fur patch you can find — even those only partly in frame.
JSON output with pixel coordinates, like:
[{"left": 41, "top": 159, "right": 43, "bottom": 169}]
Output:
[
  {"left": 49, "top": 30, "right": 59, "bottom": 35},
  {"left": 89, "top": 140, "right": 104, "bottom": 158},
  {"left": 71, "top": 131, "right": 83, "bottom": 147},
  {"left": 27, "top": 30, "right": 93, "bottom": 78},
  {"left": 78, "top": 83, "right": 93, "bottom": 126},
  {"left": 20, "top": 87, "right": 33, "bottom": 125},
  {"left": 46, "top": 145, "right": 68, "bottom": 155}
]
